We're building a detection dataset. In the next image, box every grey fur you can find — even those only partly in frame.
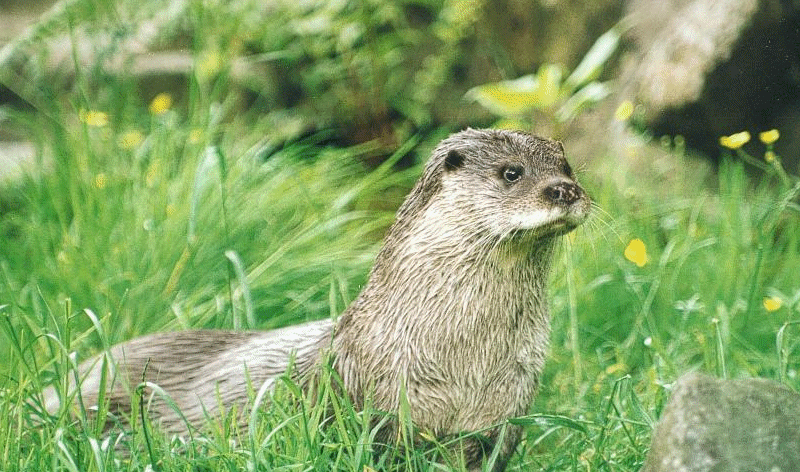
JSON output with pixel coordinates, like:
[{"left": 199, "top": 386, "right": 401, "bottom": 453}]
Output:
[{"left": 46, "top": 128, "right": 590, "bottom": 470}]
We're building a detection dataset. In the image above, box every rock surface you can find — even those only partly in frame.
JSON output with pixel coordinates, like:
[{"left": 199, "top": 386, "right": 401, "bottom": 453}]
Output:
[
  {"left": 621, "top": 0, "right": 760, "bottom": 116},
  {"left": 642, "top": 372, "right": 800, "bottom": 472},
  {"left": 616, "top": 0, "right": 800, "bottom": 169}
]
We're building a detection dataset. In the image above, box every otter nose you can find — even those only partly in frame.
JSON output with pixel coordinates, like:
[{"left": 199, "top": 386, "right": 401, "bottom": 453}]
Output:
[{"left": 543, "top": 180, "right": 583, "bottom": 206}]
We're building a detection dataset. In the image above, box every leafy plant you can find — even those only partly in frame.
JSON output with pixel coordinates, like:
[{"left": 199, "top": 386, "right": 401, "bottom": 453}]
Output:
[
  {"left": 244, "top": 0, "right": 490, "bottom": 141},
  {"left": 466, "top": 23, "right": 624, "bottom": 133}
]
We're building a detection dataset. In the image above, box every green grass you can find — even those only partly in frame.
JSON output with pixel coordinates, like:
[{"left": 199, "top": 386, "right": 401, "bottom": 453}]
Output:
[{"left": 2, "top": 2, "right": 800, "bottom": 471}]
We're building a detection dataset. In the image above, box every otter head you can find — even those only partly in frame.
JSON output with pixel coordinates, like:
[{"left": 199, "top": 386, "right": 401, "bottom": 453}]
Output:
[{"left": 394, "top": 128, "right": 590, "bottom": 246}]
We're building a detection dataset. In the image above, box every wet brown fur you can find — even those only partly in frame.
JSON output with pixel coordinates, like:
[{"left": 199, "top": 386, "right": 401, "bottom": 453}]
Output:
[{"left": 46, "top": 128, "right": 590, "bottom": 471}]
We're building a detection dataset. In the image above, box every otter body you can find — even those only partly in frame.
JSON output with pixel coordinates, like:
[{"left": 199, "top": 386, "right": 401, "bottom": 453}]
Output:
[{"left": 49, "top": 129, "right": 590, "bottom": 470}]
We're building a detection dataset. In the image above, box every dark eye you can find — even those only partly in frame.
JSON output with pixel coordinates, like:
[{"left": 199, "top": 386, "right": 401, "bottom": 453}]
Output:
[{"left": 502, "top": 166, "right": 524, "bottom": 183}]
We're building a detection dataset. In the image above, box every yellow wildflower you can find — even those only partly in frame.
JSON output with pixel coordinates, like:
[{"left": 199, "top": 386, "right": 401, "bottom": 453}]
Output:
[
  {"left": 94, "top": 173, "right": 107, "bottom": 189},
  {"left": 763, "top": 297, "right": 782, "bottom": 312},
  {"left": 719, "top": 131, "right": 750, "bottom": 149},
  {"left": 119, "top": 130, "right": 144, "bottom": 149},
  {"left": 79, "top": 109, "right": 109, "bottom": 127},
  {"left": 759, "top": 129, "right": 779, "bottom": 145},
  {"left": 614, "top": 100, "right": 634, "bottom": 121},
  {"left": 149, "top": 93, "right": 173, "bottom": 115},
  {"left": 196, "top": 50, "right": 222, "bottom": 80},
  {"left": 189, "top": 128, "right": 204, "bottom": 144},
  {"left": 624, "top": 238, "right": 648, "bottom": 267}
]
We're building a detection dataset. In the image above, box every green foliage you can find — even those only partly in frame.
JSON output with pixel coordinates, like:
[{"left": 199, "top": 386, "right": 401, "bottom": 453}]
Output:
[
  {"left": 526, "top": 135, "right": 800, "bottom": 469},
  {"left": 466, "top": 23, "right": 623, "bottom": 132},
  {"left": 1, "top": 0, "right": 492, "bottom": 147},
  {"left": 216, "top": 0, "right": 492, "bottom": 137}
]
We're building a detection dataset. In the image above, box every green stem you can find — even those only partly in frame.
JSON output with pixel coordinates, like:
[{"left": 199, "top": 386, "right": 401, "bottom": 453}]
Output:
[
  {"left": 564, "top": 242, "right": 582, "bottom": 391},
  {"left": 777, "top": 321, "right": 800, "bottom": 384},
  {"left": 743, "top": 242, "right": 764, "bottom": 328},
  {"left": 712, "top": 318, "right": 727, "bottom": 379}
]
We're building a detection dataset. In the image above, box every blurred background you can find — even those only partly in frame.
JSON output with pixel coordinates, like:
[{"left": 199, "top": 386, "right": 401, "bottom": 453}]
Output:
[
  {"left": 1, "top": 1, "right": 799, "bottom": 470},
  {"left": 3, "top": 0, "right": 799, "bottom": 174}
]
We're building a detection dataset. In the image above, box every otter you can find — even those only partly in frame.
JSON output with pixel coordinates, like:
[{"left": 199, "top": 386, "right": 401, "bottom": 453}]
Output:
[{"left": 44, "top": 128, "right": 590, "bottom": 470}]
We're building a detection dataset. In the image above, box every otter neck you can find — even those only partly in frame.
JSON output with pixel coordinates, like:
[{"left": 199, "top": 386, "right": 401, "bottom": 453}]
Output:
[
  {"left": 340, "top": 214, "right": 558, "bottom": 356},
  {"left": 384, "top": 235, "right": 550, "bottom": 320}
]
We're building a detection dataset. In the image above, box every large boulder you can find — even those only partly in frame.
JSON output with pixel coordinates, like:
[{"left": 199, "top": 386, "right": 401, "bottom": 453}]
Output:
[{"left": 642, "top": 372, "right": 800, "bottom": 472}]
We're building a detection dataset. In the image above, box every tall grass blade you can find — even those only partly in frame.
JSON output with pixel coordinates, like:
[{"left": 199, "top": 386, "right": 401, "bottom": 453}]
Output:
[
  {"left": 564, "top": 23, "right": 623, "bottom": 91},
  {"left": 776, "top": 321, "right": 800, "bottom": 385},
  {"left": 189, "top": 146, "right": 221, "bottom": 243},
  {"left": 225, "top": 250, "right": 255, "bottom": 329},
  {"left": 509, "top": 414, "right": 589, "bottom": 434}
]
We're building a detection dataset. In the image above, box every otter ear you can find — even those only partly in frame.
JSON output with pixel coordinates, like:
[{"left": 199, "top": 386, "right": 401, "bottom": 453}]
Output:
[{"left": 444, "top": 149, "right": 465, "bottom": 171}]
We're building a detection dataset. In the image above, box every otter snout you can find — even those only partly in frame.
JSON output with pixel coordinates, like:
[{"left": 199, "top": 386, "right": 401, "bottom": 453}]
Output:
[{"left": 543, "top": 179, "right": 584, "bottom": 206}]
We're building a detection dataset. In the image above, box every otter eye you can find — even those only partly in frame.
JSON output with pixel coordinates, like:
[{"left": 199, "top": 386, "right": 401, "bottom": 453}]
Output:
[{"left": 501, "top": 166, "right": 524, "bottom": 183}]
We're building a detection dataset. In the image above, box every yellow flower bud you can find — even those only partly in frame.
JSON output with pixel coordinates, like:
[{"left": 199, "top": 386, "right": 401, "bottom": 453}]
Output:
[
  {"left": 763, "top": 297, "right": 782, "bottom": 312},
  {"left": 759, "top": 129, "right": 779, "bottom": 145},
  {"left": 149, "top": 93, "right": 173, "bottom": 115},
  {"left": 196, "top": 50, "right": 222, "bottom": 80},
  {"left": 119, "top": 130, "right": 144, "bottom": 149},
  {"left": 79, "top": 109, "right": 109, "bottom": 127},
  {"left": 624, "top": 238, "right": 648, "bottom": 267},
  {"left": 94, "top": 173, "right": 107, "bottom": 189},
  {"left": 614, "top": 100, "right": 634, "bottom": 121},
  {"left": 189, "top": 128, "right": 204, "bottom": 144},
  {"left": 719, "top": 131, "right": 750, "bottom": 149}
]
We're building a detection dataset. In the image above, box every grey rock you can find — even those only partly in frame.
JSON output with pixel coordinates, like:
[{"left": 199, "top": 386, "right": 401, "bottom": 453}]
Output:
[
  {"left": 622, "top": 0, "right": 760, "bottom": 115},
  {"left": 643, "top": 372, "right": 800, "bottom": 472}
]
